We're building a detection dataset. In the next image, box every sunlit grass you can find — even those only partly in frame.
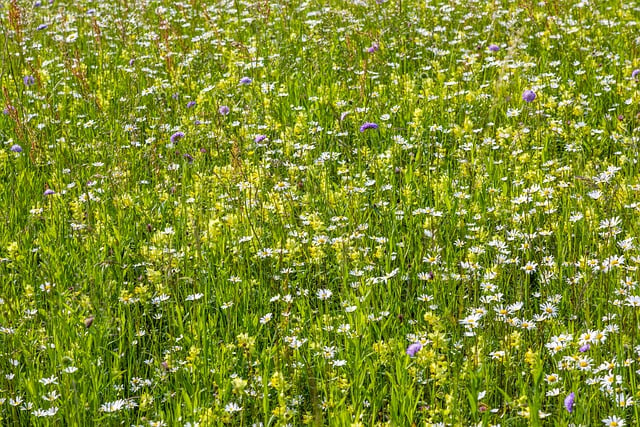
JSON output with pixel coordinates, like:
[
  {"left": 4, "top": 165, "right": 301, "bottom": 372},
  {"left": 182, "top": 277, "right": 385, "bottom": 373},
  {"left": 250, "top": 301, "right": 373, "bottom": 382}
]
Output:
[{"left": 1, "top": 0, "right": 640, "bottom": 425}]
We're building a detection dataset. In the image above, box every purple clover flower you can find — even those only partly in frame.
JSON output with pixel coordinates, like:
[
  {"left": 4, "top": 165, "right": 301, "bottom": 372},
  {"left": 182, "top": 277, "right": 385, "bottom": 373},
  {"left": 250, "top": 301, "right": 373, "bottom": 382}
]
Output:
[
  {"left": 367, "top": 42, "right": 379, "bottom": 53},
  {"left": 186, "top": 101, "right": 196, "bottom": 108},
  {"left": 23, "top": 76, "right": 35, "bottom": 86},
  {"left": 488, "top": 44, "right": 500, "bottom": 52},
  {"left": 564, "top": 392, "right": 575, "bottom": 413},
  {"left": 522, "top": 90, "right": 536, "bottom": 103},
  {"left": 239, "top": 77, "right": 252, "bottom": 85},
  {"left": 579, "top": 343, "right": 590, "bottom": 352},
  {"left": 254, "top": 134, "right": 267, "bottom": 144},
  {"left": 632, "top": 69, "right": 640, "bottom": 79},
  {"left": 359, "top": 122, "right": 379, "bottom": 132},
  {"left": 44, "top": 189, "right": 55, "bottom": 196},
  {"left": 170, "top": 132, "right": 185, "bottom": 144},
  {"left": 219, "top": 105, "right": 230, "bottom": 115},
  {"left": 37, "top": 23, "right": 48, "bottom": 30},
  {"left": 10, "top": 144, "right": 23, "bottom": 153},
  {"left": 406, "top": 342, "right": 422, "bottom": 357}
]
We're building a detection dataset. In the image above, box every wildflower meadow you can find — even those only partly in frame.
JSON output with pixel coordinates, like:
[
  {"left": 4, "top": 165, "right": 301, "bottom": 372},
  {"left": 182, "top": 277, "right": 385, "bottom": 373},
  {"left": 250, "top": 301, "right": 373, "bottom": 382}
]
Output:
[{"left": 1, "top": 0, "right": 640, "bottom": 425}]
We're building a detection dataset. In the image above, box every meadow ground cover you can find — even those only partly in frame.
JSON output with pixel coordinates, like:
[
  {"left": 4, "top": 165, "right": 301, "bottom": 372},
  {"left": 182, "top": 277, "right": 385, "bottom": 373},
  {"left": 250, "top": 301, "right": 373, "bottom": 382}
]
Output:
[{"left": 1, "top": 0, "right": 640, "bottom": 425}]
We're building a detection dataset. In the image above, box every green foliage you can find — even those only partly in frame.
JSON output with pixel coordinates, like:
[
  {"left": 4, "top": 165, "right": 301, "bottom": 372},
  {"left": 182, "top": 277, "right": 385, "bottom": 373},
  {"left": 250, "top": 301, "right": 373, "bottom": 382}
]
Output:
[{"left": 0, "top": 0, "right": 639, "bottom": 425}]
